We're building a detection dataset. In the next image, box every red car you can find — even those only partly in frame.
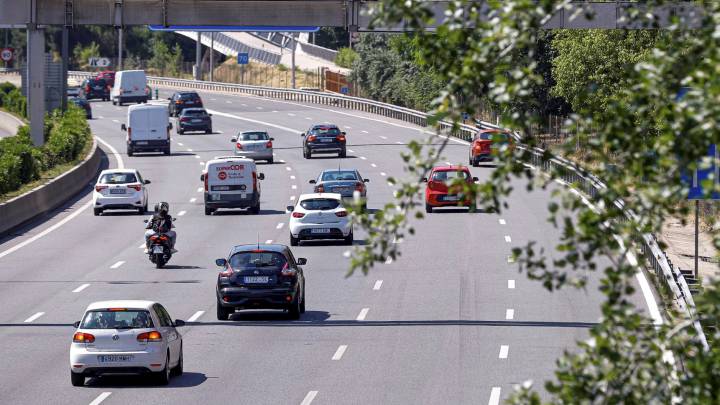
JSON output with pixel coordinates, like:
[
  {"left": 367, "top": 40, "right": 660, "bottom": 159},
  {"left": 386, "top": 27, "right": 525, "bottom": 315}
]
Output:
[
  {"left": 469, "top": 129, "right": 514, "bottom": 167},
  {"left": 95, "top": 71, "right": 115, "bottom": 88},
  {"left": 423, "top": 165, "right": 478, "bottom": 213}
]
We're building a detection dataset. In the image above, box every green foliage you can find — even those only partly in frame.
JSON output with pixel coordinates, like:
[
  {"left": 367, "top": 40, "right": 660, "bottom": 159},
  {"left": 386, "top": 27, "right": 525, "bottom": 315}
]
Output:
[
  {"left": 314, "top": 27, "right": 349, "bottom": 50},
  {"left": 0, "top": 85, "right": 27, "bottom": 119},
  {"left": 335, "top": 47, "right": 359, "bottom": 68},
  {"left": 72, "top": 41, "right": 102, "bottom": 70}
]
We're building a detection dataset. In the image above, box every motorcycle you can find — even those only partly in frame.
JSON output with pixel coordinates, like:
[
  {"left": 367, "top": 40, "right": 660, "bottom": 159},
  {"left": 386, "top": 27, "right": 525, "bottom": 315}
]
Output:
[{"left": 144, "top": 218, "right": 175, "bottom": 268}]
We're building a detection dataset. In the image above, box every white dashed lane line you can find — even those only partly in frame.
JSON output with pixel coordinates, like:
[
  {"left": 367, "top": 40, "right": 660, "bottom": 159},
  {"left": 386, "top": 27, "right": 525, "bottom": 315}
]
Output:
[
  {"left": 499, "top": 219, "right": 506, "bottom": 225},
  {"left": 24, "top": 312, "right": 45, "bottom": 323},
  {"left": 199, "top": 162, "right": 205, "bottom": 165},
  {"left": 379, "top": 135, "right": 387, "bottom": 140},
  {"left": 190, "top": 198, "right": 197, "bottom": 203},
  {"left": 112, "top": 119, "right": 119, "bottom": 123},
  {"left": 380, "top": 172, "right": 387, "bottom": 176},
  {"left": 498, "top": 345, "right": 509, "bottom": 359},
  {"left": 305, "top": 117, "right": 311, "bottom": 120},
  {"left": 225, "top": 101, "right": 232, "bottom": 104},
  {"left": 186, "top": 311, "right": 205, "bottom": 323},
  {"left": 505, "top": 309, "right": 514, "bottom": 320},
  {"left": 195, "top": 155, "right": 200, "bottom": 159},
  {"left": 89, "top": 392, "right": 112, "bottom": 405},
  {"left": 504, "top": 235, "right": 511, "bottom": 243},
  {"left": 72, "top": 284, "right": 90, "bottom": 293},
  {"left": 344, "top": 126, "right": 352, "bottom": 129},
  {"left": 347, "top": 149, "right": 355, "bottom": 153},
  {"left": 371, "top": 163, "right": 377, "bottom": 168},
  {"left": 373, "top": 280, "right": 383, "bottom": 290},
  {"left": 356, "top": 308, "right": 370, "bottom": 321},
  {"left": 177, "top": 211, "right": 187, "bottom": 216},
  {"left": 178, "top": 142, "right": 184, "bottom": 146},
  {"left": 276, "top": 223, "right": 284, "bottom": 230},
  {"left": 286, "top": 167, "right": 292, "bottom": 171},
  {"left": 360, "top": 156, "right": 367, "bottom": 160},
  {"left": 300, "top": 391, "right": 318, "bottom": 405},
  {"left": 292, "top": 185, "right": 297, "bottom": 190},
  {"left": 488, "top": 387, "right": 502, "bottom": 405},
  {"left": 290, "top": 175, "right": 296, "bottom": 180},
  {"left": 395, "top": 141, "right": 403, "bottom": 144},
  {"left": 288, "top": 113, "right": 296, "bottom": 117},
  {"left": 362, "top": 130, "right": 368, "bottom": 133},
  {"left": 508, "top": 280, "right": 515, "bottom": 289},
  {"left": 331, "top": 345, "right": 348, "bottom": 360},
  {"left": 197, "top": 187, "right": 203, "bottom": 192},
  {"left": 241, "top": 104, "right": 248, "bottom": 107},
  {"left": 110, "top": 261, "right": 125, "bottom": 269},
  {"left": 290, "top": 196, "right": 296, "bottom": 201}
]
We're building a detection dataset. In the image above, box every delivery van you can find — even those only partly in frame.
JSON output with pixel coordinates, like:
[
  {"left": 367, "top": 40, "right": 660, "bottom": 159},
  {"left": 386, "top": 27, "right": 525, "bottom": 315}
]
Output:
[
  {"left": 121, "top": 104, "right": 172, "bottom": 156},
  {"left": 201, "top": 156, "right": 264, "bottom": 215},
  {"left": 111, "top": 70, "right": 148, "bottom": 106}
]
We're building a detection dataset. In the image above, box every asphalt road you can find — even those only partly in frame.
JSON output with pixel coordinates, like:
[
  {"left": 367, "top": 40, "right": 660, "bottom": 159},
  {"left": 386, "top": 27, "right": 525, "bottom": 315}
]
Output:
[{"left": 0, "top": 87, "right": 661, "bottom": 405}]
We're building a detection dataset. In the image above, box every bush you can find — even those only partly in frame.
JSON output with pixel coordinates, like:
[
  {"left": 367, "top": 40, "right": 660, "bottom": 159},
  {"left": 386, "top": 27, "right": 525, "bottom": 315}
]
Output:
[
  {"left": 335, "top": 47, "right": 359, "bottom": 69},
  {"left": 1, "top": 87, "right": 27, "bottom": 119}
]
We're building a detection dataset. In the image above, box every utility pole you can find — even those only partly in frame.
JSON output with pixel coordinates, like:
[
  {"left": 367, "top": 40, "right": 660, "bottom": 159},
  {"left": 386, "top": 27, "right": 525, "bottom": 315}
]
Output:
[
  {"left": 61, "top": 27, "right": 68, "bottom": 111},
  {"left": 117, "top": 26, "right": 123, "bottom": 70},
  {"left": 291, "top": 32, "right": 296, "bottom": 89},
  {"left": 195, "top": 32, "right": 202, "bottom": 80},
  {"left": 27, "top": 0, "right": 45, "bottom": 146},
  {"left": 209, "top": 32, "right": 214, "bottom": 82},
  {"left": 695, "top": 200, "right": 700, "bottom": 280}
]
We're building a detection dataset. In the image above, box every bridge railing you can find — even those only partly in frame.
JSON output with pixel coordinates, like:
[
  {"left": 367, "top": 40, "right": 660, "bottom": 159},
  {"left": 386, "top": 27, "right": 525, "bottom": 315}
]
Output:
[{"left": 68, "top": 70, "right": 707, "bottom": 348}]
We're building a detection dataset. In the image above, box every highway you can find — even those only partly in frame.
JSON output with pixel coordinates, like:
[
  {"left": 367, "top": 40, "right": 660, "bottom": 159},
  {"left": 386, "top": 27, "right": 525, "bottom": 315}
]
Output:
[{"left": 0, "top": 86, "right": 660, "bottom": 405}]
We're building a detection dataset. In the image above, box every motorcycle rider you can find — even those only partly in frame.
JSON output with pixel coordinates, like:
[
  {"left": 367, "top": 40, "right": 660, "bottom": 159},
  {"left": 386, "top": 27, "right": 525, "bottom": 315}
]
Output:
[{"left": 144, "top": 202, "right": 177, "bottom": 253}]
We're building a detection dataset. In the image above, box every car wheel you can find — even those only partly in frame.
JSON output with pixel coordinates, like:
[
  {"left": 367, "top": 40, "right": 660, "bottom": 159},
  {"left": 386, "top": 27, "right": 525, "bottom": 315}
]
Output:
[
  {"left": 205, "top": 128, "right": 212, "bottom": 134},
  {"left": 93, "top": 208, "right": 102, "bottom": 216},
  {"left": 112, "top": 100, "right": 117, "bottom": 106},
  {"left": 290, "top": 233, "right": 299, "bottom": 246},
  {"left": 288, "top": 295, "right": 301, "bottom": 320},
  {"left": 267, "top": 157, "right": 274, "bottom": 164},
  {"left": 306, "top": 149, "right": 312, "bottom": 159},
  {"left": 343, "top": 230, "right": 353, "bottom": 245},
  {"left": 164, "top": 148, "right": 171, "bottom": 156},
  {"left": 249, "top": 202, "right": 260, "bottom": 215},
  {"left": 204, "top": 206, "right": 214, "bottom": 216},
  {"left": 425, "top": 203, "right": 433, "bottom": 213},
  {"left": 138, "top": 205, "right": 145, "bottom": 215},
  {"left": 177, "top": 129, "right": 183, "bottom": 135},
  {"left": 171, "top": 346, "right": 183, "bottom": 377},
  {"left": 300, "top": 288, "right": 306, "bottom": 314},
  {"left": 70, "top": 371, "right": 85, "bottom": 387},
  {"left": 154, "top": 352, "right": 171, "bottom": 385},
  {"left": 339, "top": 150, "right": 346, "bottom": 158},
  {"left": 216, "top": 300, "right": 232, "bottom": 320}
]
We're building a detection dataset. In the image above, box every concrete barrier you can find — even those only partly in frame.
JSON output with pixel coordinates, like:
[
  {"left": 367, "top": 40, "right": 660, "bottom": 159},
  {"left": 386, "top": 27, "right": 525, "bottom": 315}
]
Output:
[{"left": 0, "top": 138, "right": 101, "bottom": 236}]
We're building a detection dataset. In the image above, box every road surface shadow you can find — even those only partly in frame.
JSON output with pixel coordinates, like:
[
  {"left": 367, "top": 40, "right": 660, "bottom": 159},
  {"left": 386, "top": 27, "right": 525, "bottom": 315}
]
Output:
[{"left": 84, "top": 371, "right": 208, "bottom": 388}]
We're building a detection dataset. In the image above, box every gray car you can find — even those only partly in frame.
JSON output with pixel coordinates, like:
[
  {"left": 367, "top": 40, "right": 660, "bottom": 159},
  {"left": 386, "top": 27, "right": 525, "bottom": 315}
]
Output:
[
  {"left": 309, "top": 169, "right": 369, "bottom": 208},
  {"left": 231, "top": 131, "right": 274, "bottom": 163}
]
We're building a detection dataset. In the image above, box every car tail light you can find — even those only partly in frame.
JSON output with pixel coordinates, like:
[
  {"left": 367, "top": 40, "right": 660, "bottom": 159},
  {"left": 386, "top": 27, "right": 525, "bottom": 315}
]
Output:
[
  {"left": 252, "top": 171, "right": 258, "bottom": 192},
  {"left": 281, "top": 264, "right": 297, "bottom": 277},
  {"left": 335, "top": 210, "right": 348, "bottom": 217},
  {"left": 73, "top": 332, "right": 95, "bottom": 343},
  {"left": 127, "top": 128, "right": 132, "bottom": 141},
  {"left": 266, "top": 140, "right": 273, "bottom": 148},
  {"left": 127, "top": 184, "right": 142, "bottom": 191},
  {"left": 307, "top": 135, "right": 317, "bottom": 142},
  {"left": 315, "top": 185, "right": 324, "bottom": 193},
  {"left": 137, "top": 331, "right": 162, "bottom": 342},
  {"left": 85, "top": 85, "right": 90, "bottom": 93},
  {"left": 95, "top": 185, "right": 108, "bottom": 192},
  {"left": 175, "top": 100, "right": 182, "bottom": 104},
  {"left": 220, "top": 265, "right": 233, "bottom": 277},
  {"left": 337, "top": 135, "right": 346, "bottom": 142},
  {"left": 180, "top": 117, "right": 190, "bottom": 122},
  {"left": 236, "top": 143, "right": 243, "bottom": 150},
  {"left": 428, "top": 181, "right": 445, "bottom": 191},
  {"left": 355, "top": 182, "right": 364, "bottom": 192},
  {"left": 204, "top": 172, "right": 209, "bottom": 191},
  {"left": 292, "top": 212, "right": 305, "bottom": 218}
]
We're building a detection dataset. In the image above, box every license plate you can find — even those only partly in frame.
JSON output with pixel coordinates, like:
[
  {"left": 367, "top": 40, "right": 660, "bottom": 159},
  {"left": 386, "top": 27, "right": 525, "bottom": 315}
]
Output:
[
  {"left": 98, "top": 355, "right": 134, "bottom": 363},
  {"left": 94, "top": 86, "right": 102, "bottom": 90},
  {"left": 443, "top": 195, "right": 460, "bottom": 201},
  {"left": 320, "top": 138, "right": 333, "bottom": 143},
  {"left": 192, "top": 119, "right": 202, "bottom": 123},
  {"left": 152, "top": 246, "right": 164, "bottom": 254},
  {"left": 109, "top": 189, "right": 125, "bottom": 194},
  {"left": 136, "top": 141, "right": 148, "bottom": 145},
  {"left": 311, "top": 228, "right": 330, "bottom": 234},
  {"left": 186, "top": 101, "right": 194, "bottom": 104},
  {"left": 213, "top": 185, "right": 230, "bottom": 191},
  {"left": 244, "top": 276, "right": 269, "bottom": 284}
]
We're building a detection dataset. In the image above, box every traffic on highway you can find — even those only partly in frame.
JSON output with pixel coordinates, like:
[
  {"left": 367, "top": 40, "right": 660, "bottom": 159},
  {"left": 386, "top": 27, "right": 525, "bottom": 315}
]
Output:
[{"left": 0, "top": 69, "right": 658, "bottom": 405}]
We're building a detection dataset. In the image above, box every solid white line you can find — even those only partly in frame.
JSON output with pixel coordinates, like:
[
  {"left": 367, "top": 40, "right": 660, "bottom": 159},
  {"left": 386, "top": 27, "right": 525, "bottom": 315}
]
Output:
[
  {"left": 331, "top": 345, "right": 348, "bottom": 360},
  {"left": 292, "top": 185, "right": 297, "bottom": 189},
  {"left": 505, "top": 309, "right": 514, "bottom": 320},
  {"left": 276, "top": 223, "right": 284, "bottom": 229},
  {"left": 504, "top": 235, "right": 512, "bottom": 243},
  {"left": 373, "top": 280, "right": 383, "bottom": 290},
  {"left": 197, "top": 187, "right": 203, "bottom": 192},
  {"left": 636, "top": 263, "right": 663, "bottom": 325},
  {"left": 265, "top": 239, "right": 273, "bottom": 244},
  {"left": 72, "top": 283, "right": 90, "bottom": 293},
  {"left": 371, "top": 163, "right": 377, "bottom": 168},
  {"left": 190, "top": 198, "right": 197, "bottom": 203},
  {"left": 356, "top": 308, "right": 369, "bottom": 321},
  {"left": 96, "top": 136, "right": 124, "bottom": 169},
  {"left": 187, "top": 311, "right": 204, "bottom": 322},
  {"left": 499, "top": 219, "right": 506, "bottom": 225},
  {"left": 488, "top": 387, "right": 501, "bottom": 405},
  {"left": 290, "top": 175, "right": 296, "bottom": 180},
  {"left": 89, "top": 392, "right": 112, "bottom": 405},
  {"left": 380, "top": 172, "right": 386, "bottom": 176},
  {"left": 508, "top": 280, "right": 515, "bottom": 289},
  {"left": 360, "top": 156, "right": 367, "bottom": 160},
  {"left": 499, "top": 345, "right": 509, "bottom": 359},
  {"left": 177, "top": 210, "right": 186, "bottom": 216},
  {"left": 300, "top": 391, "right": 318, "bottom": 405},
  {"left": 24, "top": 312, "right": 44, "bottom": 323},
  {"left": 110, "top": 261, "right": 125, "bottom": 269}
]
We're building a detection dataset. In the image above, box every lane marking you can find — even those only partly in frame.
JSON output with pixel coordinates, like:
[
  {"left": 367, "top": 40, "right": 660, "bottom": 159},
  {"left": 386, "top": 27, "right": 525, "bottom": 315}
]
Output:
[
  {"left": 360, "top": 156, "right": 367, "bottom": 160},
  {"left": 290, "top": 175, "right": 296, "bottom": 180},
  {"left": 373, "top": 280, "right": 383, "bottom": 290},
  {"left": 96, "top": 136, "right": 124, "bottom": 168},
  {"left": 110, "top": 261, "right": 125, "bottom": 269},
  {"left": 190, "top": 198, "right": 197, "bottom": 203},
  {"left": 505, "top": 309, "right": 514, "bottom": 320},
  {"left": 371, "top": 163, "right": 377, "bottom": 168},
  {"left": 288, "top": 113, "right": 296, "bottom": 117},
  {"left": 504, "top": 235, "right": 511, "bottom": 243},
  {"left": 508, "top": 280, "right": 515, "bottom": 289},
  {"left": 256, "top": 106, "right": 263, "bottom": 110},
  {"left": 290, "top": 196, "right": 296, "bottom": 201},
  {"left": 499, "top": 345, "right": 509, "bottom": 359},
  {"left": 272, "top": 110, "right": 278, "bottom": 113},
  {"left": 225, "top": 100, "right": 232, "bottom": 104},
  {"left": 265, "top": 239, "right": 273, "bottom": 244},
  {"left": 177, "top": 210, "right": 187, "bottom": 216},
  {"left": 241, "top": 103, "right": 247, "bottom": 107},
  {"left": 395, "top": 141, "right": 403, "bottom": 144},
  {"left": 210, "top": 98, "right": 217, "bottom": 101},
  {"left": 195, "top": 155, "right": 200, "bottom": 159},
  {"left": 344, "top": 126, "right": 352, "bottom": 129},
  {"left": 286, "top": 167, "right": 292, "bottom": 171},
  {"left": 89, "top": 392, "right": 112, "bottom": 405},
  {"left": 139, "top": 243, "right": 146, "bottom": 249},
  {"left": 305, "top": 117, "right": 311, "bottom": 120},
  {"left": 445, "top": 161, "right": 452, "bottom": 165},
  {"left": 387, "top": 181, "right": 393, "bottom": 187},
  {"left": 276, "top": 223, "right": 284, "bottom": 229},
  {"left": 187, "top": 148, "right": 193, "bottom": 152},
  {"left": 356, "top": 308, "right": 369, "bottom": 321},
  {"left": 72, "top": 284, "right": 90, "bottom": 293},
  {"left": 347, "top": 149, "right": 355, "bottom": 153},
  {"left": 636, "top": 259, "right": 663, "bottom": 325},
  {"left": 97, "top": 115, "right": 104, "bottom": 119},
  {"left": 488, "top": 387, "right": 502, "bottom": 405},
  {"left": 499, "top": 219, "right": 506, "bottom": 225},
  {"left": 362, "top": 130, "right": 368, "bottom": 133},
  {"left": 187, "top": 311, "right": 204, "bottom": 322},
  {"left": 178, "top": 142, "right": 184, "bottom": 146},
  {"left": 199, "top": 161, "right": 205, "bottom": 165},
  {"left": 111, "top": 119, "right": 119, "bottom": 123},
  {"left": 197, "top": 187, "right": 203, "bottom": 192},
  {"left": 380, "top": 172, "right": 386, "bottom": 176},
  {"left": 384, "top": 256, "right": 393, "bottom": 264},
  {"left": 292, "top": 185, "right": 297, "bottom": 190},
  {"left": 24, "top": 312, "right": 44, "bottom": 323},
  {"left": 300, "top": 391, "right": 318, "bottom": 405},
  {"left": 331, "top": 345, "right": 348, "bottom": 360}
]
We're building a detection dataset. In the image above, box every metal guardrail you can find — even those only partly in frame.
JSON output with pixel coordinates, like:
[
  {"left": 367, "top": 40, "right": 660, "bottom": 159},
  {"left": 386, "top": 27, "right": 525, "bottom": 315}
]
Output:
[{"left": 68, "top": 70, "right": 707, "bottom": 347}]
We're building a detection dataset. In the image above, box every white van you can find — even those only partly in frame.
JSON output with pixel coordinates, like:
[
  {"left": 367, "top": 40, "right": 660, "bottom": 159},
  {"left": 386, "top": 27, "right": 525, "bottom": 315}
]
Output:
[
  {"left": 111, "top": 70, "right": 148, "bottom": 106},
  {"left": 201, "top": 157, "right": 264, "bottom": 215},
  {"left": 121, "top": 104, "right": 172, "bottom": 156}
]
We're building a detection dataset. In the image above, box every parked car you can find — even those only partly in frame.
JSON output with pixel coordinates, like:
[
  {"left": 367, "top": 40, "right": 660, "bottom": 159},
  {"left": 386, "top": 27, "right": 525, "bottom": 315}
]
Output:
[
  {"left": 232, "top": 131, "right": 273, "bottom": 163},
  {"left": 96, "top": 70, "right": 115, "bottom": 88},
  {"left": 81, "top": 77, "right": 109, "bottom": 101},
  {"left": 69, "top": 96, "right": 92, "bottom": 119},
  {"left": 121, "top": 104, "right": 172, "bottom": 156},
  {"left": 287, "top": 193, "right": 353, "bottom": 246},
  {"left": 423, "top": 165, "right": 479, "bottom": 213},
  {"left": 69, "top": 300, "right": 185, "bottom": 386},
  {"left": 92, "top": 168, "right": 150, "bottom": 215},
  {"left": 66, "top": 86, "right": 82, "bottom": 97},
  {"left": 201, "top": 156, "right": 264, "bottom": 215},
  {"left": 215, "top": 244, "right": 307, "bottom": 320},
  {"left": 301, "top": 124, "right": 346, "bottom": 158},
  {"left": 177, "top": 108, "right": 212, "bottom": 134},
  {"left": 469, "top": 129, "right": 514, "bottom": 166},
  {"left": 309, "top": 169, "right": 368, "bottom": 208},
  {"left": 168, "top": 91, "right": 203, "bottom": 117},
  {"left": 111, "top": 70, "right": 148, "bottom": 106}
]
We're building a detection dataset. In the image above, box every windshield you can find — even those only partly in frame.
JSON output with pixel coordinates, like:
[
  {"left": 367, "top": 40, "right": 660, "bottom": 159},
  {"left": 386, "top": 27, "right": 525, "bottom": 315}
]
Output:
[
  {"left": 321, "top": 171, "right": 358, "bottom": 181},
  {"left": 100, "top": 172, "right": 137, "bottom": 184},
  {"left": 431, "top": 170, "right": 469, "bottom": 182},
  {"left": 240, "top": 132, "right": 269, "bottom": 141},
  {"left": 310, "top": 127, "right": 340, "bottom": 136},
  {"left": 229, "top": 252, "right": 287, "bottom": 270},
  {"left": 476, "top": 132, "right": 511, "bottom": 141},
  {"left": 300, "top": 198, "right": 341, "bottom": 210},
  {"left": 80, "top": 310, "right": 154, "bottom": 329}
]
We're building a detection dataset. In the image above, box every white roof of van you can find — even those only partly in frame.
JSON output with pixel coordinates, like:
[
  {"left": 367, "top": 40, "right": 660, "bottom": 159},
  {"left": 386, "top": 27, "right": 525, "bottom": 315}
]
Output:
[{"left": 128, "top": 103, "right": 166, "bottom": 112}]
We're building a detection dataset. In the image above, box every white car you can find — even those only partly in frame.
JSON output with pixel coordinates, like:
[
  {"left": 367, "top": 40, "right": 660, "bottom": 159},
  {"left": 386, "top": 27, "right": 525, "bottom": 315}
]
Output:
[
  {"left": 93, "top": 169, "right": 150, "bottom": 216},
  {"left": 287, "top": 193, "right": 352, "bottom": 246},
  {"left": 69, "top": 300, "right": 184, "bottom": 386},
  {"left": 231, "top": 131, "right": 274, "bottom": 163}
]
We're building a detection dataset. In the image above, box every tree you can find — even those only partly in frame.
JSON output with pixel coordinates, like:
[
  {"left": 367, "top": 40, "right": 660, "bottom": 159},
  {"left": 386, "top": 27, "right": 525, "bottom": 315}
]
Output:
[
  {"left": 72, "top": 41, "right": 101, "bottom": 70},
  {"left": 346, "top": 0, "right": 720, "bottom": 402}
]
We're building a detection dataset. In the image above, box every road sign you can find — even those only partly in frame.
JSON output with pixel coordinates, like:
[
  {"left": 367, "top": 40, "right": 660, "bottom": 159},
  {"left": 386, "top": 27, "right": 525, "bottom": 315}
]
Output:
[
  {"left": 237, "top": 53, "right": 249, "bottom": 65},
  {"left": 683, "top": 143, "right": 720, "bottom": 200},
  {"left": 340, "top": 86, "right": 349, "bottom": 94},
  {"left": 88, "top": 57, "right": 110, "bottom": 68},
  {"left": 0, "top": 48, "right": 13, "bottom": 62},
  {"left": 148, "top": 25, "right": 319, "bottom": 32}
]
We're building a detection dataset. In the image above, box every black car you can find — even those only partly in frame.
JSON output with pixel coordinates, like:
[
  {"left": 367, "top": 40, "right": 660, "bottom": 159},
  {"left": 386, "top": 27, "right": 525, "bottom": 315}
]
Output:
[
  {"left": 81, "top": 78, "right": 109, "bottom": 101},
  {"left": 69, "top": 97, "right": 92, "bottom": 119},
  {"left": 301, "top": 124, "right": 347, "bottom": 158},
  {"left": 168, "top": 91, "right": 203, "bottom": 117},
  {"left": 215, "top": 244, "right": 306, "bottom": 320},
  {"left": 177, "top": 108, "right": 212, "bottom": 134}
]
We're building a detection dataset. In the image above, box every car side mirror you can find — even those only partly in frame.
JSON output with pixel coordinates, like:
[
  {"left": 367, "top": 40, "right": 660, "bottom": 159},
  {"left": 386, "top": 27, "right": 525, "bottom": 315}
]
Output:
[
  {"left": 258, "top": 173, "right": 265, "bottom": 180},
  {"left": 143, "top": 219, "right": 149, "bottom": 223},
  {"left": 121, "top": 124, "right": 127, "bottom": 131},
  {"left": 215, "top": 258, "right": 227, "bottom": 267},
  {"left": 200, "top": 174, "right": 205, "bottom": 181},
  {"left": 363, "top": 179, "right": 370, "bottom": 183},
  {"left": 144, "top": 180, "right": 151, "bottom": 185},
  {"left": 342, "top": 131, "right": 346, "bottom": 135},
  {"left": 174, "top": 319, "right": 186, "bottom": 327},
  {"left": 300, "top": 132, "right": 305, "bottom": 137},
  {"left": 231, "top": 138, "right": 237, "bottom": 143},
  {"left": 309, "top": 180, "right": 316, "bottom": 184},
  {"left": 297, "top": 258, "right": 307, "bottom": 265},
  {"left": 167, "top": 97, "right": 172, "bottom": 100},
  {"left": 472, "top": 177, "right": 479, "bottom": 182},
  {"left": 208, "top": 113, "right": 213, "bottom": 117},
  {"left": 270, "top": 137, "right": 275, "bottom": 141},
  {"left": 422, "top": 177, "right": 428, "bottom": 182},
  {"left": 73, "top": 321, "right": 80, "bottom": 328},
  {"left": 168, "top": 123, "right": 173, "bottom": 130},
  {"left": 286, "top": 205, "right": 294, "bottom": 212}
]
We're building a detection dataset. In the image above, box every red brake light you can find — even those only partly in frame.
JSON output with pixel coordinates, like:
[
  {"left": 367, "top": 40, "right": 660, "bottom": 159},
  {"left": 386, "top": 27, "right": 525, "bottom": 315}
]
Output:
[
  {"left": 95, "top": 185, "right": 108, "bottom": 192},
  {"left": 316, "top": 185, "right": 324, "bottom": 193},
  {"left": 73, "top": 332, "right": 95, "bottom": 343},
  {"left": 335, "top": 210, "right": 348, "bottom": 217},
  {"left": 204, "top": 172, "right": 209, "bottom": 191},
  {"left": 180, "top": 117, "right": 190, "bottom": 122},
  {"left": 252, "top": 171, "right": 258, "bottom": 192},
  {"left": 236, "top": 143, "right": 243, "bottom": 150},
  {"left": 85, "top": 85, "right": 90, "bottom": 92},
  {"left": 292, "top": 212, "right": 305, "bottom": 218},
  {"left": 266, "top": 140, "right": 273, "bottom": 148},
  {"left": 307, "top": 135, "right": 317, "bottom": 142},
  {"left": 220, "top": 267, "right": 233, "bottom": 277},
  {"left": 107, "top": 308, "right": 127, "bottom": 311},
  {"left": 337, "top": 135, "right": 346, "bottom": 142},
  {"left": 355, "top": 182, "right": 364, "bottom": 192},
  {"left": 281, "top": 265, "right": 297, "bottom": 277},
  {"left": 175, "top": 100, "right": 182, "bottom": 104},
  {"left": 127, "top": 184, "right": 142, "bottom": 191},
  {"left": 137, "top": 331, "right": 162, "bottom": 342}
]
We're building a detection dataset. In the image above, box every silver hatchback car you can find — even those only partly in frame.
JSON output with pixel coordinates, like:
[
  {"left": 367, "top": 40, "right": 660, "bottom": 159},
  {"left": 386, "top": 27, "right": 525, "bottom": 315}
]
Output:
[{"left": 232, "top": 131, "right": 274, "bottom": 163}]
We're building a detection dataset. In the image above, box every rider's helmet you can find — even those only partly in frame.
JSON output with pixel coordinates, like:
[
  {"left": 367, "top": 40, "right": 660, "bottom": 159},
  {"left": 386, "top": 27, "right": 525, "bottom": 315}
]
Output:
[{"left": 158, "top": 202, "right": 169, "bottom": 215}]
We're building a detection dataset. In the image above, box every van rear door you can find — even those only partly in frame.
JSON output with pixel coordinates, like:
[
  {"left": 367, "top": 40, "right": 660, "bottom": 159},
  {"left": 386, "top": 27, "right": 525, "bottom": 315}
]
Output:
[
  {"left": 128, "top": 108, "right": 149, "bottom": 141},
  {"left": 147, "top": 108, "right": 169, "bottom": 141},
  {"left": 207, "top": 161, "right": 255, "bottom": 196}
]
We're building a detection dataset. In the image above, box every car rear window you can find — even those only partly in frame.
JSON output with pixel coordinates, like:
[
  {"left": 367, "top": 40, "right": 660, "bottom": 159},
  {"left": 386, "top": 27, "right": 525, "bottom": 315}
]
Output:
[
  {"left": 80, "top": 310, "right": 154, "bottom": 329},
  {"left": 179, "top": 93, "right": 200, "bottom": 100},
  {"left": 183, "top": 109, "right": 207, "bottom": 116},
  {"left": 100, "top": 172, "right": 137, "bottom": 184},
  {"left": 89, "top": 79, "right": 106, "bottom": 86},
  {"left": 300, "top": 198, "right": 340, "bottom": 210},
  {"left": 475, "top": 132, "right": 511, "bottom": 141},
  {"left": 240, "top": 132, "right": 269, "bottom": 141},
  {"left": 229, "top": 251, "right": 287, "bottom": 270},
  {"left": 321, "top": 171, "right": 358, "bottom": 181},
  {"left": 431, "top": 170, "right": 469, "bottom": 181},
  {"left": 310, "top": 127, "right": 340, "bottom": 136}
]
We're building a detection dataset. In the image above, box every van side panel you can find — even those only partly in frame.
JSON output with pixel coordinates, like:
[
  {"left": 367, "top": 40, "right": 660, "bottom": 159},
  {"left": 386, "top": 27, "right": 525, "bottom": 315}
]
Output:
[{"left": 112, "top": 70, "right": 148, "bottom": 104}]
